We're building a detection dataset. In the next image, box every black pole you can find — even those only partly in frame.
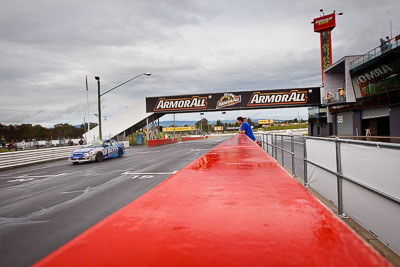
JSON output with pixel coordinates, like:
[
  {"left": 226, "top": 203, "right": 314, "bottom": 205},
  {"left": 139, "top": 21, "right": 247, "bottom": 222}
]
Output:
[{"left": 95, "top": 76, "right": 102, "bottom": 139}]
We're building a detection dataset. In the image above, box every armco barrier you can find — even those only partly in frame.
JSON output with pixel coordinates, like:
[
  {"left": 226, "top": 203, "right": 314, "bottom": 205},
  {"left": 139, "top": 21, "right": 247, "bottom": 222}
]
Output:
[
  {"left": 0, "top": 146, "right": 80, "bottom": 170},
  {"left": 35, "top": 134, "right": 390, "bottom": 266},
  {"left": 147, "top": 138, "right": 178, "bottom": 147}
]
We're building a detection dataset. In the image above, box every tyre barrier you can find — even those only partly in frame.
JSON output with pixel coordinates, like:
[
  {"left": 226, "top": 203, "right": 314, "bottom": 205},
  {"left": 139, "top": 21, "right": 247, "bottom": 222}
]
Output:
[
  {"left": 147, "top": 138, "right": 178, "bottom": 147},
  {"left": 34, "top": 134, "right": 390, "bottom": 266}
]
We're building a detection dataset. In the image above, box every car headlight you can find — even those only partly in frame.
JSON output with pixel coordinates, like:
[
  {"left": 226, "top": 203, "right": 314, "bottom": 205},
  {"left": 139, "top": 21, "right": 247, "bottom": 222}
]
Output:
[{"left": 85, "top": 151, "right": 96, "bottom": 156}]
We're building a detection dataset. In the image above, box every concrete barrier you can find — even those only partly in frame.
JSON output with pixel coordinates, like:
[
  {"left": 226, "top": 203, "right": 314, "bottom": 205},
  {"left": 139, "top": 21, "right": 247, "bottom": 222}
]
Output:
[
  {"left": 34, "top": 135, "right": 390, "bottom": 267},
  {"left": 147, "top": 138, "right": 178, "bottom": 147},
  {"left": 181, "top": 136, "right": 206, "bottom": 142}
]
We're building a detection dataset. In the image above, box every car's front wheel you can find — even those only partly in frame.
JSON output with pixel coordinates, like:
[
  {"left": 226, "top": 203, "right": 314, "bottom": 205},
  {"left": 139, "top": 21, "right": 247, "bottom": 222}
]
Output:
[{"left": 95, "top": 152, "right": 103, "bottom": 162}]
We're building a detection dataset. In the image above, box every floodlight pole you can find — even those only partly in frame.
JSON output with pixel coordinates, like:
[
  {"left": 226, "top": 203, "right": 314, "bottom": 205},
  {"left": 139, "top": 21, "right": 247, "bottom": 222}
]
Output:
[
  {"left": 94, "top": 73, "right": 151, "bottom": 140},
  {"left": 95, "top": 76, "right": 102, "bottom": 139},
  {"left": 173, "top": 113, "right": 176, "bottom": 139}
]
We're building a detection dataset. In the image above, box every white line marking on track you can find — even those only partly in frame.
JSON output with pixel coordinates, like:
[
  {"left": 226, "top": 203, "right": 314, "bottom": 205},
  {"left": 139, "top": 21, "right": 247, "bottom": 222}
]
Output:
[
  {"left": 131, "top": 175, "right": 154, "bottom": 180},
  {"left": 7, "top": 178, "right": 35, "bottom": 183},
  {"left": 15, "top": 173, "right": 68, "bottom": 179},
  {"left": 6, "top": 173, "right": 68, "bottom": 183},
  {"left": 0, "top": 162, "right": 71, "bottom": 177}
]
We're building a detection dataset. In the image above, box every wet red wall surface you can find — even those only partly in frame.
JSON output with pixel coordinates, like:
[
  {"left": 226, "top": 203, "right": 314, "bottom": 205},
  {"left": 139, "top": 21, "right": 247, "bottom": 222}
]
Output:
[
  {"left": 35, "top": 134, "right": 391, "bottom": 267},
  {"left": 182, "top": 136, "right": 206, "bottom": 141}
]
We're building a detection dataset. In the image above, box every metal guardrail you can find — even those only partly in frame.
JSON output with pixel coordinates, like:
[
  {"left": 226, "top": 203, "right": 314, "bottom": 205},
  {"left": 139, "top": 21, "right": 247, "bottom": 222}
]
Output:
[
  {"left": 322, "top": 92, "right": 346, "bottom": 105},
  {"left": 331, "top": 135, "right": 400, "bottom": 144},
  {"left": 255, "top": 133, "right": 297, "bottom": 177},
  {"left": 303, "top": 136, "right": 400, "bottom": 218},
  {"left": 350, "top": 36, "right": 400, "bottom": 69},
  {"left": 255, "top": 132, "right": 400, "bottom": 218},
  {"left": 0, "top": 146, "right": 81, "bottom": 170}
]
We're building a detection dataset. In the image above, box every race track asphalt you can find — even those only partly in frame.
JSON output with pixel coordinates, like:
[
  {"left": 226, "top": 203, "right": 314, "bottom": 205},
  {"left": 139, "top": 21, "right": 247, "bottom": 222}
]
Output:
[{"left": 0, "top": 136, "right": 229, "bottom": 267}]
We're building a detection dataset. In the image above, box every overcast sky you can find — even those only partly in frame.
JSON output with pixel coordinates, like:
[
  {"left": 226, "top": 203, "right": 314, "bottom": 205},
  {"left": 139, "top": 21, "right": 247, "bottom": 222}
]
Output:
[{"left": 1, "top": 0, "right": 399, "bottom": 126}]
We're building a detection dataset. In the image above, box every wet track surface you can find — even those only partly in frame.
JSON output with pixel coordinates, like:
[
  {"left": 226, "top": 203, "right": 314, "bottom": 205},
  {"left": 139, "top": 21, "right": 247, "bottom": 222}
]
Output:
[{"left": 0, "top": 137, "right": 228, "bottom": 267}]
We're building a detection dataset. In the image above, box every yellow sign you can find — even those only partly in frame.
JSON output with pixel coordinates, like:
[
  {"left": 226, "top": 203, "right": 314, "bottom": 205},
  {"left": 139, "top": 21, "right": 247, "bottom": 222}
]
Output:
[
  {"left": 162, "top": 127, "right": 195, "bottom": 132},
  {"left": 214, "top": 126, "right": 224, "bottom": 131},
  {"left": 258, "top": 120, "right": 273, "bottom": 124}
]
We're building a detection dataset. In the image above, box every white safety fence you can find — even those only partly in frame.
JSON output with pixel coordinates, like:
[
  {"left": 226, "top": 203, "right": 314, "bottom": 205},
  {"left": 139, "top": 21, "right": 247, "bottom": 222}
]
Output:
[
  {"left": 0, "top": 146, "right": 80, "bottom": 170},
  {"left": 305, "top": 137, "right": 400, "bottom": 256},
  {"left": 255, "top": 132, "right": 400, "bottom": 256}
]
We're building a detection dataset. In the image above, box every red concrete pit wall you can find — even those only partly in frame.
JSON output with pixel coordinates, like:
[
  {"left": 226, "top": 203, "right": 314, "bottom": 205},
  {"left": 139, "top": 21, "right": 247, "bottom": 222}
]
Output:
[
  {"left": 181, "top": 136, "right": 206, "bottom": 142},
  {"left": 147, "top": 138, "right": 178, "bottom": 147},
  {"left": 35, "top": 134, "right": 391, "bottom": 267}
]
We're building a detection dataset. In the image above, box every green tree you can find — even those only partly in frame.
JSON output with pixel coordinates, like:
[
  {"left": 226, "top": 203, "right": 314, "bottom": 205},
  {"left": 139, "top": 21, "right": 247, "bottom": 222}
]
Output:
[
  {"left": 7, "top": 125, "right": 18, "bottom": 141},
  {"left": 51, "top": 123, "right": 84, "bottom": 139},
  {"left": 32, "top": 125, "right": 48, "bottom": 140},
  {"left": 215, "top": 120, "right": 223, "bottom": 126},
  {"left": 0, "top": 123, "right": 84, "bottom": 142},
  {"left": 195, "top": 118, "right": 209, "bottom": 134}
]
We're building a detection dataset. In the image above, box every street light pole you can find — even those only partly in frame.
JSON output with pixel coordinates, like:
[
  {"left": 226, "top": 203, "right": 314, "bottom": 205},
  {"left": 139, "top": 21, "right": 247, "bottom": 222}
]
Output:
[
  {"left": 94, "top": 73, "right": 151, "bottom": 140},
  {"left": 200, "top": 112, "right": 204, "bottom": 135},
  {"left": 173, "top": 113, "right": 176, "bottom": 139},
  {"left": 95, "top": 76, "right": 102, "bottom": 139},
  {"left": 100, "top": 73, "right": 151, "bottom": 97},
  {"left": 86, "top": 75, "right": 90, "bottom": 142},
  {"left": 200, "top": 115, "right": 202, "bottom": 135}
]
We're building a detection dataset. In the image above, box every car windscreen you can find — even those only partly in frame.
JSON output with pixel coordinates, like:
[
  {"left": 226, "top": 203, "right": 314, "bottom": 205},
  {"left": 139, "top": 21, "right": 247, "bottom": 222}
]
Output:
[{"left": 87, "top": 141, "right": 104, "bottom": 147}]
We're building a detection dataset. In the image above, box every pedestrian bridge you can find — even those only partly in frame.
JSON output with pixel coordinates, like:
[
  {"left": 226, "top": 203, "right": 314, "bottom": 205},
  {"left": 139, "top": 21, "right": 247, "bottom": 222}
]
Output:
[
  {"left": 35, "top": 134, "right": 389, "bottom": 266},
  {"left": 85, "top": 86, "right": 321, "bottom": 141}
]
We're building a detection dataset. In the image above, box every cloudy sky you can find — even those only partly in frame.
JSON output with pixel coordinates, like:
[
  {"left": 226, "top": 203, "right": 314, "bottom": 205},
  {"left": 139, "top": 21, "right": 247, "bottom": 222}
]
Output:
[{"left": 1, "top": 0, "right": 399, "bottom": 126}]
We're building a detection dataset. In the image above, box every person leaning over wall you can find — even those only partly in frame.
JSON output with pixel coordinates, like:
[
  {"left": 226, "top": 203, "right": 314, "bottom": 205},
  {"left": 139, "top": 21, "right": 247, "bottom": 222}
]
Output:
[{"left": 237, "top": 116, "right": 255, "bottom": 141}]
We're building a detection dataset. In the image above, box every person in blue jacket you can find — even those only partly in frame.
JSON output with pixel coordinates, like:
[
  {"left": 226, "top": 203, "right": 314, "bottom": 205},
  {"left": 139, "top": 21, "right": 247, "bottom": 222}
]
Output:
[{"left": 237, "top": 116, "right": 255, "bottom": 141}]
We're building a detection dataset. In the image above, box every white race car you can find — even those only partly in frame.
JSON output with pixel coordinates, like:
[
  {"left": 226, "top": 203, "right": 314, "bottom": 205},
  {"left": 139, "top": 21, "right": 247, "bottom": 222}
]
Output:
[{"left": 69, "top": 139, "right": 125, "bottom": 164}]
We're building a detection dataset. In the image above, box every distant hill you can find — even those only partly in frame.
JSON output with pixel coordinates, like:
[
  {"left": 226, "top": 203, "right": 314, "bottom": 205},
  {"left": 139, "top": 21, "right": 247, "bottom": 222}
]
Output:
[{"left": 159, "top": 121, "right": 203, "bottom": 127}]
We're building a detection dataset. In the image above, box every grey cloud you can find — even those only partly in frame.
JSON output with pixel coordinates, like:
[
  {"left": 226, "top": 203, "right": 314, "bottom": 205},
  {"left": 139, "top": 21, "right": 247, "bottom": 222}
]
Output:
[
  {"left": 0, "top": 0, "right": 216, "bottom": 48},
  {"left": 1, "top": 0, "right": 400, "bottom": 125}
]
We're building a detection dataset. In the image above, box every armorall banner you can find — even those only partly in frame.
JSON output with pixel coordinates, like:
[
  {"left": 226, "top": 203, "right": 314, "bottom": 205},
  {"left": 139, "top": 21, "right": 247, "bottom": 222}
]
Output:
[{"left": 146, "top": 87, "right": 321, "bottom": 113}]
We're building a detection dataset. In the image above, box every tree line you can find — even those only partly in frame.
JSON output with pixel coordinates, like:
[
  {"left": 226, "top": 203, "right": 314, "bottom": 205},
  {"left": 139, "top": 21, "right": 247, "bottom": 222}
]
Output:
[{"left": 0, "top": 123, "right": 97, "bottom": 142}]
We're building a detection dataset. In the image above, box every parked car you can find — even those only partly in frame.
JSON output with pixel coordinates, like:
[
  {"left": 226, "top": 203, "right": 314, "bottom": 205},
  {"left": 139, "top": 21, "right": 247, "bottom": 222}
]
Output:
[{"left": 69, "top": 139, "right": 125, "bottom": 164}]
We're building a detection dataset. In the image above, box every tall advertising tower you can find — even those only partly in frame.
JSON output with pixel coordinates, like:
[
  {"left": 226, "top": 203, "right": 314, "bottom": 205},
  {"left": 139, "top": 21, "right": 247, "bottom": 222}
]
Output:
[{"left": 313, "top": 11, "right": 337, "bottom": 83}]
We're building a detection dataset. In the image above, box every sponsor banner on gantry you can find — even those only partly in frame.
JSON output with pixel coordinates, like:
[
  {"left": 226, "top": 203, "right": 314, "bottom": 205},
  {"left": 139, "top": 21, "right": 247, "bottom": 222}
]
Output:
[{"left": 146, "top": 87, "right": 320, "bottom": 113}]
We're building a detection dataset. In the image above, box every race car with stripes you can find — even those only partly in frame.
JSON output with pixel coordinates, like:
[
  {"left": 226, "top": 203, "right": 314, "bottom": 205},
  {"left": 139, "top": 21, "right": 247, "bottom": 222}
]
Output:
[{"left": 69, "top": 139, "right": 125, "bottom": 164}]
